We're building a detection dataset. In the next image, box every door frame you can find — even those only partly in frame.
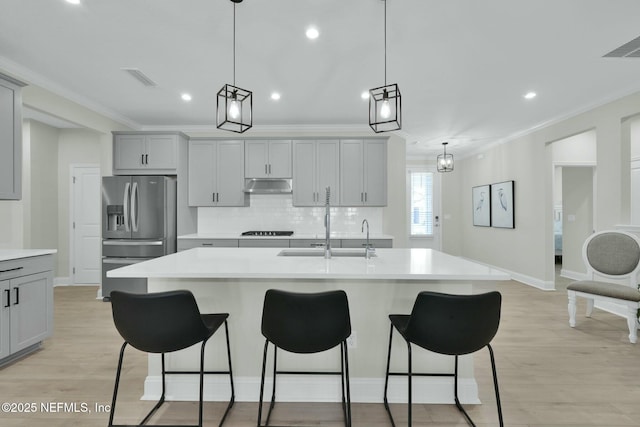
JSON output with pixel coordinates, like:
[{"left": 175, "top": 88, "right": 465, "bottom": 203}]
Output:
[{"left": 69, "top": 163, "right": 101, "bottom": 286}]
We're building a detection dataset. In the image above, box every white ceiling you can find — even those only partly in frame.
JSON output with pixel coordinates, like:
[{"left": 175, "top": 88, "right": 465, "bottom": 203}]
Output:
[{"left": 2, "top": 0, "right": 640, "bottom": 158}]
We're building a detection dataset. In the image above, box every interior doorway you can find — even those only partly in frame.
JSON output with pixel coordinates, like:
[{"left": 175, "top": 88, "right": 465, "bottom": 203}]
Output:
[{"left": 69, "top": 164, "right": 101, "bottom": 284}]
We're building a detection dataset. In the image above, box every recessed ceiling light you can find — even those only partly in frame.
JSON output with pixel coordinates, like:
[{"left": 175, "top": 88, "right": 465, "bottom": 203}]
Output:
[
  {"left": 524, "top": 91, "right": 537, "bottom": 100},
  {"left": 361, "top": 91, "right": 370, "bottom": 100},
  {"left": 66, "top": 0, "right": 81, "bottom": 4},
  {"left": 270, "top": 92, "right": 281, "bottom": 101},
  {"left": 306, "top": 27, "right": 319, "bottom": 40},
  {"left": 181, "top": 93, "right": 192, "bottom": 102}
]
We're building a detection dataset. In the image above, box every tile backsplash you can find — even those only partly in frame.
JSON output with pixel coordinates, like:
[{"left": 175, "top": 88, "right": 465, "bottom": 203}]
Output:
[{"left": 198, "top": 194, "right": 383, "bottom": 235}]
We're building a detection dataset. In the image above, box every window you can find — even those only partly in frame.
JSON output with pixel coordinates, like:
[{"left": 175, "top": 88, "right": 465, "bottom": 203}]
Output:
[{"left": 409, "top": 171, "right": 434, "bottom": 236}]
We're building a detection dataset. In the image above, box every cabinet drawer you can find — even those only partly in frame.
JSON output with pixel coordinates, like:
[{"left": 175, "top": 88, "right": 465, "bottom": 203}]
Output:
[
  {"left": 0, "top": 256, "right": 54, "bottom": 281},
  {"left": 178, "top": 239, "right": 239, "bottom": 251},
  {"left": 238, "top": 239, "right": 290, "bottom": 248},
  {"left": 340, "top": 239, "right": 392, "bottom": 248},
  {"left": 289, "top": 239, "right": 342, "bottom": 248}
]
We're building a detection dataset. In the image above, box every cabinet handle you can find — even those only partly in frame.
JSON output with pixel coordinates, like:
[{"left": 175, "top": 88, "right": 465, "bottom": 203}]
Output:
[
  {"left": 201, "top": 243, "right": 213, "bottom": 247},
  {"left": 13, "top": 287, "right": 19, "bottom": 306},
  {"left": 268, "top": 164, "right": 272, "bottom": 174},
  {"left": 213, "top": 193, "right": 215, "bottom": 202},
  {"left": 365, "top": 192, "right": 368, "bottom": 202},
  {"left": 3, "top": 289, "right": 9, "bottom": 308},
  {"left": 0, "top": 267, "right": 23, "bottom": 274},
  {"left": 141, "top": 154, "right": 144, "bottom": 165},
  {"left": 216, "top": 193, "right": 219, "bottom": 202},
  {"left": 145, "top": 154, "right": 149, "bottom": 165}
]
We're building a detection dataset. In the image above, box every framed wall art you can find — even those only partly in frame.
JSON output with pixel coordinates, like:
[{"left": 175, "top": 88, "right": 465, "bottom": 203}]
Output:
[
  {"left": 490, "top": 180, "right": 514, "bottom": 228},
  {"left": 472, "top": 185, "right": 491, "bottom": 226}
]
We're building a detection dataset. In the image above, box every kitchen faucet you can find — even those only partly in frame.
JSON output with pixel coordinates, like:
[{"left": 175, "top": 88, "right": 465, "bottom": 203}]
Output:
[
  {"left": 361, "top": 219, "right": 373, "bottom": 259},
  {"left": 324, "top": 187, "right": 331, "bottom": 259}
]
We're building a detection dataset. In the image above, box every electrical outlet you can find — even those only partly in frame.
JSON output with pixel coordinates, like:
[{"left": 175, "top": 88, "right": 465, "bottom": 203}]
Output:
[{"left": 347, "top": 331, "right": 357, "bottom": 348}]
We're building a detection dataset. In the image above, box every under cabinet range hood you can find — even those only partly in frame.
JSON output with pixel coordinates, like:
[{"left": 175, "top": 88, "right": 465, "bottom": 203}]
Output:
[{"left": 243, "top": 178, "right": 292, "bottom": 194}]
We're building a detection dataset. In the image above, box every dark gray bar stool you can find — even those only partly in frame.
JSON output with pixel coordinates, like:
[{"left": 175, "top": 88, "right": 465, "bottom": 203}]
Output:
[
  {"left": 383, "top": 291, "right": 504, "bottom": 427},
  {"left": 258, "top": 289, "right": 352, "bottom": 427},
  {"left": 108, "top": 290, "right": 235, "bottom": 427}
]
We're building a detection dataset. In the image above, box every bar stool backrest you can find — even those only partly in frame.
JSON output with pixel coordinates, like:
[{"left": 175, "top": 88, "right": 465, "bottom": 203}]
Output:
[
  {"left": 261, "top": 289, "right": 351, "bottom": 354},
  {"left": 110, "top": 290, "right": 211, "bottom": 354},
  {"left": 405, "top": 291, "right": 501, "bottom": 355}
]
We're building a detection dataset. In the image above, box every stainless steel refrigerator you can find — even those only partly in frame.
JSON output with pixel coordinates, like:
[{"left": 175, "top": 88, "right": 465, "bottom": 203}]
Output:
[{"left": 101, "top": 176, "right": 176, "bottom": 300}]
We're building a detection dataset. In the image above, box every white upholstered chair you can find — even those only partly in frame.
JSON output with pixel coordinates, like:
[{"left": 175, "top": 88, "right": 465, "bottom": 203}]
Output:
[{"left": 567, "top": 230, "right": 640, "bottom": 343}]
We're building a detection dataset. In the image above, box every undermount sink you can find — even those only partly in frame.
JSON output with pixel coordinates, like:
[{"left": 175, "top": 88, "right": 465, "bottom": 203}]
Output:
[{"left": 277, "top": 249, "right": 376, "bottom": 258}]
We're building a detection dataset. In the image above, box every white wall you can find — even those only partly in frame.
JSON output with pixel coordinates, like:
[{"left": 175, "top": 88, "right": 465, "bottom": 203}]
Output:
[{"left": 443, "top": 91, "right": 640, "bottom": 288}]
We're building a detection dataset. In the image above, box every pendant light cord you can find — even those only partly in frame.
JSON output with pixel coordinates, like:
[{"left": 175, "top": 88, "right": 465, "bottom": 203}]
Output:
[
  {"left": 233, "top": 2, "right": 236, "bottom": 87},
  {"left": 384, "top": 0, "right": 387, "bottom": 85}
]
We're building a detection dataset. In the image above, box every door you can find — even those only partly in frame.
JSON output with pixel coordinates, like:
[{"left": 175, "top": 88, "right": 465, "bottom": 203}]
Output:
[
  {"left": 245, "top": 141, "right": 269, "bottom": 178},
  {"left": 561, "top": 167, "right": 594, "bottom": 275},
  {"left": 71, "top": 165, "right": 101, "bottom": 284},
  {"left": 340, "top": 140, "right": 364, "bottom": 205},
  {"left": 145, "top": 135, "right": 177, "bottom": 170},
  {"left": 10, "top": 272, "right": 51, "bottom": 353},
  {"left": 363, "top": 140, "right": 387, "bottom": 205},
  {"left": 102, "top": 176, "right": 132, "bottom": 239},
  {"left": 188, "top": 140, "right": 217, "bottom": 206},
  {"left": 292, "top": 140, "right": 317, "bottom": 206},
  {"left": 408, "top": 168, "right": 441, "bottom": 250},
  {"left": 216, "top": 140, "right": 246, "bottom": 206},
  {"left": 114, "top": 135, "right": 145, "bottom": 170},
  {"left": 267, "top": 140, "right": 292, "bottom": 178},
  {"left": 131, "top": 176, "right": 166, "bottom": 239}
]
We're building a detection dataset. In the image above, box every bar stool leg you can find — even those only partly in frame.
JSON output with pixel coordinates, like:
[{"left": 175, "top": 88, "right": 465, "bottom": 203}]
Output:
[
  {"left": 383, "top": 324, "right": 396, "bottom": 427},
  {"left": 488, "top": 344, "right": 504, "bottom": 427}
]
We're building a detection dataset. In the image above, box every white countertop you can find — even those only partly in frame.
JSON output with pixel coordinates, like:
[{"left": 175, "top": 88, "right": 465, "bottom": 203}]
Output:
[
  {"left": 108, "top": 247, "right": 509, "bottom": 281},
  {"left": 0, "top": 249, "right": 57, "bottom": 262},
  {"left": 178, "top": 233, "right": 394, "bottom": 240}
]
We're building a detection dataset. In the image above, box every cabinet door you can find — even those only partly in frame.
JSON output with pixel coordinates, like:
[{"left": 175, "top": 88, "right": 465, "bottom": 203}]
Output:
[
  {"left": 0, "top": 281, "right": 9, "bottom": 360},
  {"left": 316, "top": 140, "right": 340, "bottom": 205},
  {"left": 188, "top": 141, "right": 217, "bottom": 206},
  {"left": 292, "top": 141, "right": 317, "bottom": 206},
  {"left": 145, "top": 135, "right": 177, "bottom": 170},
  {"left": 340, "top": 140, "right": 365, "bottom": 206},
  {"left": 245, "top": 141, "right": 269, "bottom": 178},
  {"left": 363, "top": 140, "right": 387, "bottom": 206},
  {"left": 10, "top": 272, "right": 52, "bottom": 353},
  {"left": 0, "top": 80, "right": 21, "bottom": 200},
  {"left": 267, "top": 140, "right": 292, "bottom": 178},
  {"left": 114, "top": 135, "right": 146, "bottom": 170},
  {"left": 216, "top": 140, "right": 247, "bottom": 206}
]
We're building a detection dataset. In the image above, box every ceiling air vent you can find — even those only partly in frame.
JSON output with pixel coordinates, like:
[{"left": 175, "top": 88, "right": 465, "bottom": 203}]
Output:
[
  {"left": 121, "top": 68, "right": 158, "bottom": 86},
  {"left": 603, "top": 35, "right": 640, "bottom": 58}
]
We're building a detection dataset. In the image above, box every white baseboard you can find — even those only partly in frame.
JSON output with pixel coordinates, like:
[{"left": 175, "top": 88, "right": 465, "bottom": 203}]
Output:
[
  {"left": 53, "top": 277, "right": 70, "bottom": 286},
  {"left": 142, "top": 375, "right": 480, "bottom": 404},
  {"left": 460, "top": 258, "right": 555, "bottom": 291}
]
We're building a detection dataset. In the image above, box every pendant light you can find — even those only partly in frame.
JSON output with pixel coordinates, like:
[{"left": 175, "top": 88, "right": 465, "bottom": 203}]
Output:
[
  {"left": 216, "top": 0, "right": 252, "bottom": 133},
  {"left": 437, "top": 142, "right": 454, "bottom": 172},
  {"left": 369, "top": 0, "right": 401, "bottom": 133}
]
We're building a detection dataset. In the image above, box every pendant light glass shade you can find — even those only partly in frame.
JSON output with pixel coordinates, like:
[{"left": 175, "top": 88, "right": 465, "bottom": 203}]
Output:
[
  {"left": 437, "top": 142, "right": 454, "bottom": 172},
  {"left": 216, "top": 0, "right": 252, "bottom": 133},
  {"left": 369, "top": 0, "right": 401, "bottom": 133},
  {"left": 369, "top": 83, "right": 401, "bottom": 133},
  {"left": 217, "top": 84, "right": 252, "bottom": 133}
]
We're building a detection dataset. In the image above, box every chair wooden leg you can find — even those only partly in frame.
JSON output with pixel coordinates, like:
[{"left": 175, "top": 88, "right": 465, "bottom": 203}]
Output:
[
  {"left": 626, "top": 305, "right": 638, "bottom": 344},
  {"left": 568, "top": 291, "right": 577, "bottom": 327},
  {"left": 585, "top": 298, "right": 594, "bottom": 317}
]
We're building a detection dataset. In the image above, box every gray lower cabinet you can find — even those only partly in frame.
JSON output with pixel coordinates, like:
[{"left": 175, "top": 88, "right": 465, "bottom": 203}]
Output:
[
  {"left": 177, "top": 239, "right": 239, "bottom": 251},
  {"left": 341, "top": 239, "right": 392, "bottom": 248},
  {"left": 0, "top": 74, "right": 25, "bottom": 200},
  {"left": 0, "top": 256, "right": 54, "bottom": 365}
]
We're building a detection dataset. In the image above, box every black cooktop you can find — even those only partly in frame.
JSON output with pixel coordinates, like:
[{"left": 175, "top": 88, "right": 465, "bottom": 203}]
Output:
[{"left": 241, "top": 231, "right": 294, "bottom": 237}]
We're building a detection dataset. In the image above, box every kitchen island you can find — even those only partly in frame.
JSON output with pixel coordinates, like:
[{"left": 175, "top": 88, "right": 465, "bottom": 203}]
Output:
[{"left": 108, "top": 247, "right": 510, "bottom": 404}]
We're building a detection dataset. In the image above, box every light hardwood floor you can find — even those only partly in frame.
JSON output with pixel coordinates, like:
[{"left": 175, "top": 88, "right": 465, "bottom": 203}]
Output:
[{"left": 1, "top": 275, "right": 640, "bottom": 427}]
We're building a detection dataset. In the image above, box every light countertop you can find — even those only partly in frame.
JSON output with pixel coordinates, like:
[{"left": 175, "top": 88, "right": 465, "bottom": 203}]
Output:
[
  {"left": 108, "top": 247, "right": 509, "bottom": 281},
  {"left": 178, "top": 233, "right": 394, "bottom": 240},
  {"left": 0, "top": 249, "right": 57, "bottom": 263}
]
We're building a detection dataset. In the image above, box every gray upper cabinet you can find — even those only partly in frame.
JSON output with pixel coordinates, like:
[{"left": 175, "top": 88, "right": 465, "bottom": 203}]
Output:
[
  {"left": 340, "top": 139, "right": 387, "bottom": 206},
  {"left": 292, "top": 140, "right": 340, "bottom": 206},
  {"left": 0, "top": 74, "right": 25, "bottom": 200},
  {"left": 113, "top": 133, "right": 180, "bottom": 174},
  {"left": 188, "top": 139, "right": 248, "bottom": 207},
  {"left": 245, "top": 140, "right": 292, "bottom": 178}
]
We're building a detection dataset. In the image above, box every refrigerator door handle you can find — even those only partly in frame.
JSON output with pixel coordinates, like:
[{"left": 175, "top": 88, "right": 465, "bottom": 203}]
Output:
[
  {"left": 103, "top": 240, "right": 163, "bottom": 246},
  {"left": 131, "top": 181, "right": 139, "bottom": 232},
  {"left": 123, "top": 182, "right": 131, "bottom": 232}
]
